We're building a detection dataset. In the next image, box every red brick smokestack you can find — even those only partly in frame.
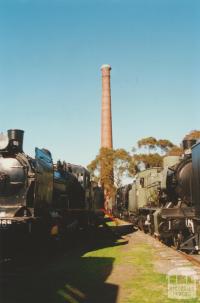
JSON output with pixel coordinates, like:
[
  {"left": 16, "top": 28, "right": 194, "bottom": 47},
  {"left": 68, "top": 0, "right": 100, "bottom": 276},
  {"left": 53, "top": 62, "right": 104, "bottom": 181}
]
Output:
[{"left": 101, "top": 64, "right": 113, "bottom": 149}]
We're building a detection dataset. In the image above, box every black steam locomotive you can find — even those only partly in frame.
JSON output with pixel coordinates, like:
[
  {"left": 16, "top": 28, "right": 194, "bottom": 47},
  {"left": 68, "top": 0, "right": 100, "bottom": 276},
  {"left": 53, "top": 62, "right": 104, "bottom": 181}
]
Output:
[
  {"left": 0, "top": 129, "right": 104, "bottom": 256},
  {"left": 113, "top": 138, "right": 200, "bottom": 253}
]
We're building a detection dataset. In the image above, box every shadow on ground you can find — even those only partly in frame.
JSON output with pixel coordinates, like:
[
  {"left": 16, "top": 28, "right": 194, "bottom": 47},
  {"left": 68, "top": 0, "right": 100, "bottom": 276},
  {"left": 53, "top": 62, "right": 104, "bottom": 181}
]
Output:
[{"left": 0, "top": 225, "right": 133, "bottom": 303}]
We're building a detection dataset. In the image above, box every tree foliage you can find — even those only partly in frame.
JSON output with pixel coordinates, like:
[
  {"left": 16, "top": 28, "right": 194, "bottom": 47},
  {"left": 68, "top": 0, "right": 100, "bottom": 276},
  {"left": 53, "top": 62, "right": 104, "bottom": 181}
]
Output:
[
  {"left": 88, "top": 130, "right": 200, "bottom": 188},
  {"left": 87, "top": 148, "right": 133, "bottom": 192},
  {"left": 156, "top": 139, "right": 174, "bottom": 152},
  {"left": 166, "top": 146, "right": 183, "bottom": 156},
  {"left": 134, "top": 137, "right": 174, "bottom": 168},
  {"left": 137, "top": 137, "right": 175, "bottom": 153},
  {"left": 184, "top": 130, "right": 200, "bottom": 140},
  {"left": 137, "top": 137, "right": 157, "bottom": 152},
  {"left": 134, "top": 153, "right": 163, "bottom": 169}
]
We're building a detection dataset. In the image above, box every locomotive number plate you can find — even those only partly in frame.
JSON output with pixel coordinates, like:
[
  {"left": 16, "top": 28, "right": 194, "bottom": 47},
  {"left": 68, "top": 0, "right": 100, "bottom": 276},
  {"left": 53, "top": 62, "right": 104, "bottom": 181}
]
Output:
[{"left": 0, "top": 219, "right": 12, "bottom": 228}]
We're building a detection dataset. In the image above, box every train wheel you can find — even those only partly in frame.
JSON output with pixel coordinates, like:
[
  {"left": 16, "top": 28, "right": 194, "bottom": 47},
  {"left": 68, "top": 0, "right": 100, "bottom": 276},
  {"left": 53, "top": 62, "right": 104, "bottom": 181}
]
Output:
[
  {"left": 148, "top": 224, "right": 154, "bottom": 235},
  {"left": 173, "top": 232, "right": 183, "bottom": 250},
  {"left": 138, "top": 217, "right": 147, "bottom": 232},
  {"left": 138, "top": 217, "right": 144, "bottom": 231}
]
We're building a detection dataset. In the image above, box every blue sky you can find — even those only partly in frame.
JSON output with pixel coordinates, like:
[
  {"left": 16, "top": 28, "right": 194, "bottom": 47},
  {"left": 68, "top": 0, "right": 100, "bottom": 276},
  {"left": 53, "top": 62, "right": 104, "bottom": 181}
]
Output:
[{"left": 0, "top": 0, "right": 199, "bottom": 166}]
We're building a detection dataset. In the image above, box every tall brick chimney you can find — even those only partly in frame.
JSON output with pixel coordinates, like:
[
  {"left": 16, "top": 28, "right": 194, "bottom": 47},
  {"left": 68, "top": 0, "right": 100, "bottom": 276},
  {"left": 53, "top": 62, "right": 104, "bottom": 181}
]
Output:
[{"left": 101, "top": 64, "right": 113, "bottom": 149}]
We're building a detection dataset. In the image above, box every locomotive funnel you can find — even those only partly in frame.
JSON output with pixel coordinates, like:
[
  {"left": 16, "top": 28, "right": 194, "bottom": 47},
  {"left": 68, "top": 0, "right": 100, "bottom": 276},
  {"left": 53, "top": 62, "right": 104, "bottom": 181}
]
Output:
[
  {"left": 182, "top": 139, "right": 197, "bottom": 151},
  {"left": 8, "top": 129, "right": 24, "bottom": 152}
]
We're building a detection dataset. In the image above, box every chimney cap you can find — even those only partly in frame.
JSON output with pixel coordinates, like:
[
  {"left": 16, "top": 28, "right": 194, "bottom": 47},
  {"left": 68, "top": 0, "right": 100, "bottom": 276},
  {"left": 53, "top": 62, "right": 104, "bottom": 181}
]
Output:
[{"left": 101, "top": 64, "right": 111, "bottom": 70}]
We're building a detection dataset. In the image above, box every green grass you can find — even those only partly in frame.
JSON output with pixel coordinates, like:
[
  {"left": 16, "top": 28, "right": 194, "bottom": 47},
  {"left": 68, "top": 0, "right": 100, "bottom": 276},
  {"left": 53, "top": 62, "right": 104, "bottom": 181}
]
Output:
[
  {"left": 83, "top": 240, "right": 124, "bottom": 263},
  {"left": 83, "top": 239, "right": 200, "bottom": 303},
  {"left": 125, "top": 244, "right": 200, "bottom": 303}
]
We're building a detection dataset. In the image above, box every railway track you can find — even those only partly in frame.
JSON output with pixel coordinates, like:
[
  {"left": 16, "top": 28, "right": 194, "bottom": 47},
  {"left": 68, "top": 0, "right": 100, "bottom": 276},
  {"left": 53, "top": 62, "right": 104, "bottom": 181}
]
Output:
[
  {"left": 116, "top": 215, "right": 200, "bottom": 268},
  {"left": 138, "top": 228, "right": 200, "bottom": 273},
  {"left": 152, "top": 234, "right": 200, "bottom": 268},
  {"left": 177, "top": 250, "right": 200, "bottom": 267}
]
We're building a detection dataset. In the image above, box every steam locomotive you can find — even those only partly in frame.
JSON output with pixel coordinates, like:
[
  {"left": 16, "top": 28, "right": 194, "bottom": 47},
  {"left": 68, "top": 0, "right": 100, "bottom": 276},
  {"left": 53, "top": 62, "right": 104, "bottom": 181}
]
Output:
[
  {"left": 113, "top": 138, "right": 200, "bottom": 253},
  {"left": 0, "top": 129, "right": 104, "bottom": 256}
]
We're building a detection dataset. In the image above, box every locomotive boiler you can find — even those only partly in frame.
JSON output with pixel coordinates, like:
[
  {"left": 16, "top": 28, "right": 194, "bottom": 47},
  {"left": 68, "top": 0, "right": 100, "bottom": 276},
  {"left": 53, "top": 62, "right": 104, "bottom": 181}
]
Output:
[
  {"left": 0, "top": 129, "right": 104, "bottom": 257},
  {"left": 113, "top": 138, "right": 200, "bottom": 252},
  {"left": 154, "top": 139, "right": 197, "bottom": 250}
]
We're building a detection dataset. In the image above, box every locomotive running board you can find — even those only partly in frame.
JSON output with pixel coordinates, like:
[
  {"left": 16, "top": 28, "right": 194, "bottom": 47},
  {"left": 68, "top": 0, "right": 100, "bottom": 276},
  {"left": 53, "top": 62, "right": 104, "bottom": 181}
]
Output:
[{"left": 161, "top": 207, "right": 195, "bottom": 219}]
